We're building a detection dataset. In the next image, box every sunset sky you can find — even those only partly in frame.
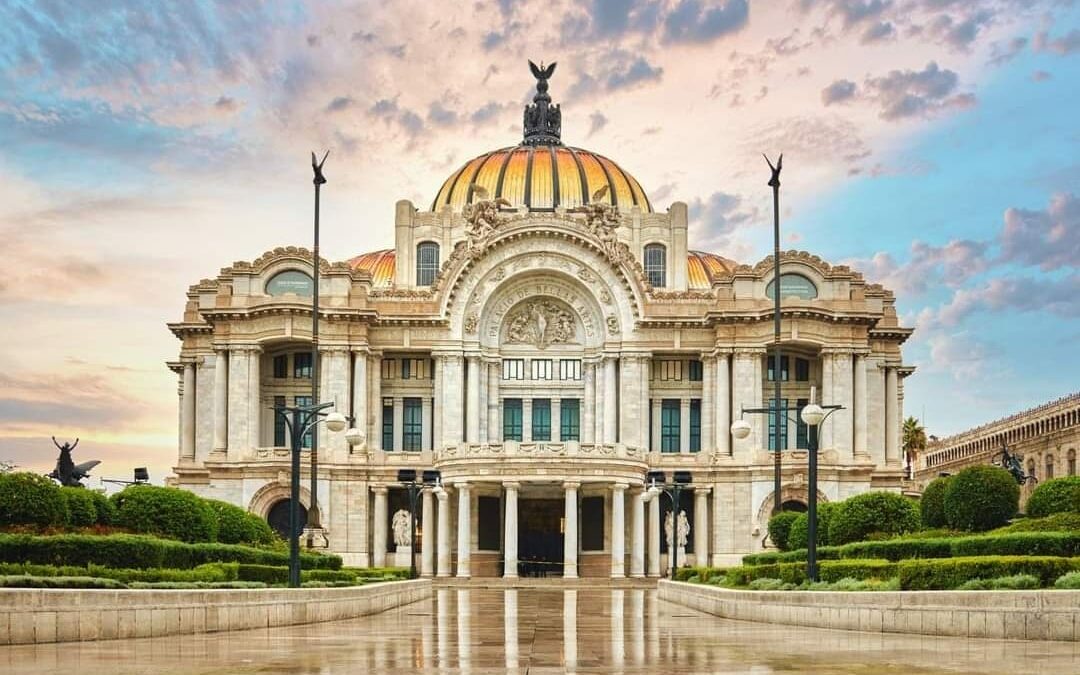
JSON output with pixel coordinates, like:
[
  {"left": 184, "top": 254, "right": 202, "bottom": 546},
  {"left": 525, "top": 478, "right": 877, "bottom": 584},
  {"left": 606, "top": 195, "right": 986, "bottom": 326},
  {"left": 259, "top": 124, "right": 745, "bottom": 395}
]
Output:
[{"left": 1, "top": 0, "right": 1077, "bottom": 484}]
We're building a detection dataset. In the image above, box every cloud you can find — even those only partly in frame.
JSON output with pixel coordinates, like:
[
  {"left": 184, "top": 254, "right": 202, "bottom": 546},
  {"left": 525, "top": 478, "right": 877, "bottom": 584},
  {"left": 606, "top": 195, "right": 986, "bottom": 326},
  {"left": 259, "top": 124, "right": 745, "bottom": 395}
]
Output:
[
  {"left": 1031, "top": 70, "right": 1051, "bottom": 82},
  {"left": 469, "top": 101, "right": 508, "bottom": 125},
  {"left": 988, "top": 37, "right": 1027, "bottom": 66},
  {"left": 863, "top": 61, "right": 975, "bottom": 120},
  {"left": 687, "top": 190, "right": 759, "bottom": 250},
  {"left": 1000, "top": 192, "right": 1079, "bottom": 272},
  {"left": 821, "top": 79, "right": 857, "bottom": 105},
  {"left": 662, "top": 0, "right": 749, "bottom": 44},
  {"left": 1034, "top": 29, "right": 1080, "bottom": 56},
  {"left": 213, "top": 96, "right": 240, "bottom": 114},
  {"left": 746, "top": 114, "right": 869, "bottom": 168},
  {"left": 325, "top": 96, "right": 355, "bottom": 113},
  {"left": 427, "top": 101, "right": 458, "bottom": 127},
  {"left": 860, "top": 21, "right": 895, "bottom": 44},
  {"left": 847, "top": 238, "right": 989, "bottom": 296},
  {"left": 568, "top": 53, "right": 664, "bottom": 98},
  {"left": 369, "top": 98, "right": 425, "bottom": 138},
  {"left": 587, "top": 111, "right": 608, "bottom": 137},
  {"left": 924, "top": 10, "right": 994, "bottom": 51},
  {"left": 800, "top": 0, "right": 890, "bottom": 28}
]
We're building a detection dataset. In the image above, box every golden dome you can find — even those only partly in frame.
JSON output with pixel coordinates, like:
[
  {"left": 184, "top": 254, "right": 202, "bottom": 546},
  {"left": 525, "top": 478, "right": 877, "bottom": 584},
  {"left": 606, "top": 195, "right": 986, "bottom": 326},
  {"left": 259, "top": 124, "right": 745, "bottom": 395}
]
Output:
[
  {"left": 431, "top": 145, "right": 652, "bottom": 214},
  {"left": 348, "top": 249, "right": 395, "bottom": 287}
]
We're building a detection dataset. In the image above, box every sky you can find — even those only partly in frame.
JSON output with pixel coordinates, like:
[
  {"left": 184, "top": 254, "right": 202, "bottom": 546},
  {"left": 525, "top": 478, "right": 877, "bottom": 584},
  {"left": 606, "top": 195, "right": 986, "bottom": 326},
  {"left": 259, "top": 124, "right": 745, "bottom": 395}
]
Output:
[{"left": 0, "top": 0, "right": 1077, "bottom": 484}]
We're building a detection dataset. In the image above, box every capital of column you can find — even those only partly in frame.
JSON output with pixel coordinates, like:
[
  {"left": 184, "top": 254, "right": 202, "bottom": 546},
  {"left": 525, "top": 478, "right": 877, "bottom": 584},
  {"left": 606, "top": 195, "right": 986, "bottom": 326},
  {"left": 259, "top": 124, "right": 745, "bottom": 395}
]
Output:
[
  {"left": 694, "top": 487, "right": 711, "bottom": 496},
  {"left": 228, "top": 343, "right": 262, "bottom": 354},
  {"left": 562, "top": 481, "right": 580, "bottom": 490},
  {"left": 372, "top": 485, "right": 388, "bottom": 495},
  {"left": 435, "top": 487, "right": 449, "bottom": 501},
  {"left": 319, "top": 345, "right": 351, "bottom": 355},
  {"left": 502, "top": 481, "right": 521, "bottom": 490},
  {"left": 349, "top": 345, "right": 371, "bottom": 355},
  {"left": 454, "top": 480, "right": 471, "bottom": 490},
  {"left": 612, "top": 482, "right": 629, "bottom": 493},
  {"left": 733, "top": 346, "right": 767, "bottom": 357}
]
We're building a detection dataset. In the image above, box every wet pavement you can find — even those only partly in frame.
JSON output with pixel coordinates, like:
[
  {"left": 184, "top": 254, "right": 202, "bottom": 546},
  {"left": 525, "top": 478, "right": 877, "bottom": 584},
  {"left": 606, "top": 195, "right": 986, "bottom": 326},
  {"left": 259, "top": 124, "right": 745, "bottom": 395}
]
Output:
[{"left": 3, "top": 586, "right": 1080, "bottom": 674}]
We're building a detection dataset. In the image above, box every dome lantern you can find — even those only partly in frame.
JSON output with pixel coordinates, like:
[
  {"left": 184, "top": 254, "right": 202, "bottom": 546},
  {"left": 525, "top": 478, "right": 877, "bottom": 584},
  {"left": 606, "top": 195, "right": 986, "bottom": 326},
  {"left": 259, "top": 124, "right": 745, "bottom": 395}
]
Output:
[{"left": 523, "top": 60, "right": 562, "bottom": 146}]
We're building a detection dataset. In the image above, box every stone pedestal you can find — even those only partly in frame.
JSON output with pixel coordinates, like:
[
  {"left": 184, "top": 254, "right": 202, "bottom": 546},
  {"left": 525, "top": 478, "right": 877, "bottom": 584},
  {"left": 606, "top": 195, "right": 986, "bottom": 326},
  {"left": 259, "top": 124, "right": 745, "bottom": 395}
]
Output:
[
  {"left": 303, "top": 527, "right": 329, "bottom": 549},
  {"left": 393, "top": 544, "right": 413, "bottom": 568}
]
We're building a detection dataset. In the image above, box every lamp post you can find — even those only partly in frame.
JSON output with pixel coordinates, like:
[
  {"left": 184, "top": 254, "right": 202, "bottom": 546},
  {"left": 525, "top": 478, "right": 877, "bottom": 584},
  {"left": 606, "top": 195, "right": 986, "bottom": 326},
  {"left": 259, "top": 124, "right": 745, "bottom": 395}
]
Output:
[
  {"left": 765, "top": 153, "right": 784, "bottom": 516},
  {"left": 271, "top": 401, "right": 347, "bottom": 587},
  {"left": 732, "top": 386, "right": 841, "bottom": 581},
  {"left": 307, "top": 150, "right": 329, "bottom": 541},
  {"left": 396, "top": 469, "right": 442, "bottom": 579},
  {"left": 645, "top": 470, "right": 693, "bottom": 578}
]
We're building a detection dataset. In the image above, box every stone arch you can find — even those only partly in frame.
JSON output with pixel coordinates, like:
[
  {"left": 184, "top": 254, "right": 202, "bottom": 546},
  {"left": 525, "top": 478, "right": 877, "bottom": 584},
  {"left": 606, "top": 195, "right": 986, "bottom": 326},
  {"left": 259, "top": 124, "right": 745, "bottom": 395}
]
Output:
[
  {"left": 755, "top": 484, "right": 830, "bottom": 527},
  {"left": 248, "top": 481, "right": 312, "bottom": 518},
  {"left": 477, "top": 273, "right": 608, "bottom": 351}
]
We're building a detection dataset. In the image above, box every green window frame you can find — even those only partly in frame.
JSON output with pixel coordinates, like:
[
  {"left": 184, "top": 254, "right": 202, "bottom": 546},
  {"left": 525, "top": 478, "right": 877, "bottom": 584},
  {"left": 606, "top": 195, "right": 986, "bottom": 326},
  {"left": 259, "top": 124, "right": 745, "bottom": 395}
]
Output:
[
  {"left": 768, "top": 398, "right": 788, "bottom": 451},
  {"left": 767, "top": 355, "right": 789, "bottom": 381},
  {"left": 295, "top": 395, "right": 313, "bottom": 449},
  {"left": 403, "top": 397, "right": 422, "bottom": 451},
  {"left": 796, "top": 398, "right": 809, "bottom": 449},
  {"left": 382, "top": 398, "right": 394, "bottom": 451},
  {"left": 661, "top": 399, "right": 680, "bottom": 453},
  {"left": 273, "top": 396, "right": 287, "bottom": 446},
  {"left": 689, "top": 399, "right": 701, "bottom": 452},
  {"left": 503, "top": 399, "right": 523, "bottom": 441},
  {"left": 532, "top": 399, "right": 551, "bottom": 441},
  {"left": 560, "top": 399, "right": 580, "bottom": 441},
  {"left": 294, "top": 352, "right": 313, "bottom": 379}
]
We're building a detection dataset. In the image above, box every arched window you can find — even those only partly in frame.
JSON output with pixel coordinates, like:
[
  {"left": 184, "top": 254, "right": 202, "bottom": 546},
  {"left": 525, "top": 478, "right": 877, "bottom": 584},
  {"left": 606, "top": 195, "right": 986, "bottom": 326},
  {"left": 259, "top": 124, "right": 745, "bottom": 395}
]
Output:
[
  {"left": 1046, "top": 454, "right": 1055, "bottom": 480},
  {"left": 1068, "top": 449, "right": 1076, "bottom": 476},
  {"left": 266, "top": 270, "right": 313, "bottom": 296},
  {"left": 644, "top": 244, "right": 666, "bottom": 287},
  {"left": 416, "top": 242, "right": 439, "bottom": 286},
  {"left": 766, "top": 273, "right": 818, "bottom": 300}
]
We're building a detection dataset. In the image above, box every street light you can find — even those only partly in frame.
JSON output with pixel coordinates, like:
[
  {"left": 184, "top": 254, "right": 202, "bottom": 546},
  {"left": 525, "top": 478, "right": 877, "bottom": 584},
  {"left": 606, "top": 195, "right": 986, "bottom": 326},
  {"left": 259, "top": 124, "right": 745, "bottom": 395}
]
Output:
[
  {"left": 646, "top": 470, "right": 693, "bottom": 578},
  {"left": 397, "top": 469, "right": 442, "bottom": 579},
  {"left": 272, "top": 400, "right": 346, "bottom": 587}
]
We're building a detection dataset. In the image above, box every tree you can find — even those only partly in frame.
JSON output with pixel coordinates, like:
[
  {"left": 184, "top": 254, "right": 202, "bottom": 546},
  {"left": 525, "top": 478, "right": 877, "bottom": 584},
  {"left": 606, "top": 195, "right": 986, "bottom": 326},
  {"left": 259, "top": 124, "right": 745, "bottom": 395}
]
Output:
[{"left": 903, "top": 417, "right": 927, "bottom": 476}]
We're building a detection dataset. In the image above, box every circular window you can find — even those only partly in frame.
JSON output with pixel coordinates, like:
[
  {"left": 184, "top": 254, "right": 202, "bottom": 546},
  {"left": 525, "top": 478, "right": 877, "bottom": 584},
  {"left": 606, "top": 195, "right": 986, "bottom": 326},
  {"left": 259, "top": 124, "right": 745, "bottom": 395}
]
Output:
[
  {"left": 267, "top": 499, "right": 307, "bottom": 538},
  {"left": 266, "top": 270, "right": 313, "bottom": 297},
  {"left": 766, "top": 273, "right": 818, "bottom": 300}
]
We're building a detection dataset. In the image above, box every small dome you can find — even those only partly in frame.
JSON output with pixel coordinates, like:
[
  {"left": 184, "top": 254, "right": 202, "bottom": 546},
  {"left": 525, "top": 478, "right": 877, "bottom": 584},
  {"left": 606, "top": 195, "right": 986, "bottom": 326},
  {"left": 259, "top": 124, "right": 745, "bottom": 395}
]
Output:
[{"left": 348, "top": 249, "right": 395, "bottom": 287}]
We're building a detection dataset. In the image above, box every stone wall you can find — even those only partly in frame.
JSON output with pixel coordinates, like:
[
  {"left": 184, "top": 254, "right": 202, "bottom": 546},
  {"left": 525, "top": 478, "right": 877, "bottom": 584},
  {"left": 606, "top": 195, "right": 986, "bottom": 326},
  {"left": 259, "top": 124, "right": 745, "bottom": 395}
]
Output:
[
  {"left": 660, "top": 580, "right": 1080, "bottom": 641},
  {"left": 0, "top": 579, "right": 430, "bottom": 645}
]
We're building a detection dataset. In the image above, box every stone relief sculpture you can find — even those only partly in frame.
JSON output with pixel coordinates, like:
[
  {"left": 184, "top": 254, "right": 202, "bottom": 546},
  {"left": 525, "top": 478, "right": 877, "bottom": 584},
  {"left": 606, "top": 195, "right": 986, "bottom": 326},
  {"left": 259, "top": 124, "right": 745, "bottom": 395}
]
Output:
[
  {"left": 391, "top": 509, "right": 412, "bottom": 547},
  {"left": 505, "top": 300, "right": 575, "bottom": 348},
  {"left": 664, "top": 509, "right": 690, "bottom": 550},
  {"left": 571, "top": 185, "right": 630, "bottom": 264},
  {"left": 463, "top": 184, "right": 511, "bottom": 254}
]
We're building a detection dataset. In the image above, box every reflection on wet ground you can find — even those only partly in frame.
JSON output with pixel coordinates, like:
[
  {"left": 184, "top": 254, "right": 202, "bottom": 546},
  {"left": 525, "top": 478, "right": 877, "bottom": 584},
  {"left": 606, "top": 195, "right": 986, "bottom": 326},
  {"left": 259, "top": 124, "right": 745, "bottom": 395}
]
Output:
[{"left": 3, "top": 587, "right": 1080, "bottom": 674}]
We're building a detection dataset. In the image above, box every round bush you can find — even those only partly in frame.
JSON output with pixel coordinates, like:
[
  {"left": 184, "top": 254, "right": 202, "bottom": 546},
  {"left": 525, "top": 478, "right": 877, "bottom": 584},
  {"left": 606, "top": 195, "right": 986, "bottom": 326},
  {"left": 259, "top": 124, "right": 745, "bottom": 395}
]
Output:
[
  {"left": 787, "top": 502, "right": 840, "bottom": 550},
  {"left": 829, "top": 491, "right": 920, "bottom": 545},
  {"left": 205, "top": 499, "right": 276, "bottom": 546},
  {"left": 767, "top": 511, "right": 801, "bottom": 551},
  {"left": 943, "top": 465, "right": 1019, "bottom": 532},
  {"left": 88, "top": 490, "right": 116, "bottom": 525},
  {"left": 111, "top": 485, "right": 219, "bottom": 543},
  {"left": 0, "top": 472, "right": 69, "bottom": 527},
  {"left": 920, "top": 476, "right": 951, "bottom": 528},
  {"left": 59, "top": 487, "right": 97, "bottom": 527},
  {"left": 1026, "top": 476, "right": 1080, "bottom": 518}
]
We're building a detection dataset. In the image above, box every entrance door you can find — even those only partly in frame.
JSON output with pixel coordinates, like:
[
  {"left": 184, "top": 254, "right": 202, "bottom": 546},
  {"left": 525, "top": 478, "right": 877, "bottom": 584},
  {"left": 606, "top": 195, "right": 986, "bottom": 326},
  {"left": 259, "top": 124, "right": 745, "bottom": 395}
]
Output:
[{"left": 518, "top": 498, "right": 564, "bottom": 577}]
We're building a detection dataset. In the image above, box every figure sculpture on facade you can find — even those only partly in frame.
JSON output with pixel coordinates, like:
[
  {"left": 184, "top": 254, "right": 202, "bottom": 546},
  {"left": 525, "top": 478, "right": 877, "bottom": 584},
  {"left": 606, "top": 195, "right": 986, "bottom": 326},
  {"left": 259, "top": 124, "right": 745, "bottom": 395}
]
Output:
[
  {"left": 463, "top": 184, "right": 511, "bottom": 254},
  {"left": 998, "top": 444, "right": 1037, "bottom": 485},
  {"left": 506, "top": 300, "right": 574, "bottom": 348},
  {"left": 571, "top": 185, "right": 627, "bottom": 263},
  {"left": 391, "top": 508, "right": 412, "bottom": 547},
  {"left": 48, "top": 437, "right": 100, "bottom": 487},
  {"left": 664, "top": 509, "right": 691, "bottom": 550}
]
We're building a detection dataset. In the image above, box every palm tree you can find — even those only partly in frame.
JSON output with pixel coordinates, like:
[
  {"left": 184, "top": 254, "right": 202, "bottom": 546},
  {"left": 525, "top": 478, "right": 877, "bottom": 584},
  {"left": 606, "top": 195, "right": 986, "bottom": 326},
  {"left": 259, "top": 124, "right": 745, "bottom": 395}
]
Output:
[{"left": 903, "top": 416, "right": 927, "bottom": 476}]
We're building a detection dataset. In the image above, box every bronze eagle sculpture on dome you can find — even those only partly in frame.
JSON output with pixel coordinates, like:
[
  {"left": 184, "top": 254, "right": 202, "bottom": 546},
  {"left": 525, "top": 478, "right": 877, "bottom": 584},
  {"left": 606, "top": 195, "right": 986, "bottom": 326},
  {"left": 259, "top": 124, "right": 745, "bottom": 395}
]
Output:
[{"left": 529, "top": 60, "right": 556, "bottom": 85}]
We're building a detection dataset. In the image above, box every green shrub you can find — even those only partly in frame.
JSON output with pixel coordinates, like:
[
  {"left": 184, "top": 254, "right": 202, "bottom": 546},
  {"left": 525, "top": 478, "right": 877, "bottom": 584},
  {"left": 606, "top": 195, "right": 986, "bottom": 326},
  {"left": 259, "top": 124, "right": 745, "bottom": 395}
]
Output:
[
  {"left": 87, "top": 490, "right": 116, "bottom": 525},
  {"left": 838, "top": 537, "right": 953, "bottom": 562},
  {"left": 0, "top": 575, "right": 126, "bottom": 589},
  {"left": 1054, "top": 571, "right": 1080, "bottom": 589},
  {"left": 829, "top": 492, "right": 920, "bottom": 545},
  {"left": 128, "top": 581, "right": 267, "bottom": 589},
  {"left": 1026, "top": 477, "right": 1080, "bottom": 518},
  {"left": 725, "top": 559, "right": 895, "bottom": 587},
  {"left": 995, "top": 513, "right": 1080, "bottom": 533},
  {"left": 111, "top": 485, "right": 219, "bottom": 543},
  {"left": 920, "top": 477, "right": 951, "bottom": 528},
  {"left": 747, "top": 578, "right": 798, "bottom": 591},
  {"left": 0, "top": 561, "right": 238, "bottom": 584},
  {"left": 956, "top": 578, "right": 992, "bottom": 590},
  {"left": 898, "top": 556, "right": 1078, "bottom": 590},
  {"left": 768, "top": 511, "right": 802, "bottom": 552},
  {"left": 943, "top": 466, "right": 1019, "bottom": 532},
  {"left": 811, "top": 577, "right": 901, "bottom": 592},
  {"left": 59, "top": 487, "right": 98, "bottom": 527},
  {"left": 204, "top": 499, "right": 277, "bottom": 546},
  {"left": 990, "top": 574, "right": 1041, "bottom": 590},
  {"left": 237, "top": 564, "right": 357, "bottom": 585},
  {"left": 787, "top": 502, "right": 841, "bottom": 550},
  {"left": 951, "top": 532, "right": 1080, "bottom": 558},
  {"left": 0, "top": 533, "right": 340, "bottom": 570},
  {"left": 0, "top": 472, "right": 69, "bottom": 527}
]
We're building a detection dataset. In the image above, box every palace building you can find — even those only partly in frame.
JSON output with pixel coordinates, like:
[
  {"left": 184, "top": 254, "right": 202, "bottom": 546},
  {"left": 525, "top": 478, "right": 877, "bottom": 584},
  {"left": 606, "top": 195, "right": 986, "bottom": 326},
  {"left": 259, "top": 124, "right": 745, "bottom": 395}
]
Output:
[{"left": 167, "top": 64, "right": 914, "bottom": 576}]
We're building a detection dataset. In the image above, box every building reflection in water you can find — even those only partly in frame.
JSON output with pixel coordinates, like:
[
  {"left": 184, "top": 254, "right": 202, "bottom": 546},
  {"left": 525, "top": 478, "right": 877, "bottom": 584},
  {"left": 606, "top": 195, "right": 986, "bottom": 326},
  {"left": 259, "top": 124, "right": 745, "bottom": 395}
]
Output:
[
  {"left": 457, "top": 588, "right": 471, "bottom": 671},
  {"left": 504, "top": 588, "right": 519, "bottom": 671},
  {"left": 610, "top": 589, "right": 625, "bottom": 668},
  {"left": 564, "top": 589, "right": 577, "bottom": 671},
  {"left": 631, "top": 589, "right": 646, "bottom": 665}
]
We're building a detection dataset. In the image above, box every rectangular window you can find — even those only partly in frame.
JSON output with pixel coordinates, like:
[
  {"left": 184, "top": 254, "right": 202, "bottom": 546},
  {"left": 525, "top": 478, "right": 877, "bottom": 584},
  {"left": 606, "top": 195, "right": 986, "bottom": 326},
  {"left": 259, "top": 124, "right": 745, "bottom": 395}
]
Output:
[
  {"left": 688, "top": 360, "right": 703, "bottom": 382},
  {"left": 767, "top": 355, "right": 789, "bottom": 382},
  {"left": 272, "top": 355, "right": 288, "bottom": 379},
  {"left": 503, "top": 399, "right": 523, "bottom": 440},
  {"left": 382, "top": 397, "right": 394, "bottom": 451},
  {"left": 795, "top": 357, "right": 810, "bottom": 382},
  {"left": 768, "top": 398, "right": 788, "bottom": 451},
  {"left": 401, "top": 358, "right": 429, "bottom": 380},
  {"left": 690, "top": 399, "right": 701, "bottom": 452},
  {"left": 531, "top": 359, "right": 552, "bottom": 380},
  {"left": 644, "top": 245, "right": 666, "bottom": 288},
  {"left": 661, "top": 399, "right": 680, "bottom": 453},
  {"left": 532, "top": 399, "right": 551, "bottom": 441},
  {"left": 581, "top": 496, "right": 605, "bottom": 551},
  {"left": 560, "top": 399, "right": 580, "bottom": 441},
  {"left": 381, "top": 359, "right": 395, "bottom": 380},
  {"left": 402, "top": 398, "right": 422, "bottom": 451},
  {"left": 559, "top": 359, "right": 581, "bottom": 380},
  {"left": 502, "top": 359, "right": 524, "bottom": 380},
  {"left": 796, "top": 397, "right": 809, "bottom": 449},
  {"left": 274, "top": 396, "right": 287, "bottom": 446},
  {"left": 655, "top": 360, "right": 683, "bottom": 381},
  {"left": 295, "top": 395, "right": 313, "bottom": 449},
  {"left": 294, "top": 352, "right": 313, "bottom": 379}
]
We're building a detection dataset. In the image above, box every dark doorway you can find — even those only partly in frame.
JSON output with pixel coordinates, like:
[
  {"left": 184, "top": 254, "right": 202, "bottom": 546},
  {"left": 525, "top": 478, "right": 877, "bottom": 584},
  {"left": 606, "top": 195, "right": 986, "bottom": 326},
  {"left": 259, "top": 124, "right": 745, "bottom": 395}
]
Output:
[
  {"left": 780, "top": 500, "right": 807, "bottom": 513},
  {"left": 267, "top": 499, "right": 307, "bottom": 538},
  {"left": 518, "top": 498, "right": 564, "bottom": 576}
]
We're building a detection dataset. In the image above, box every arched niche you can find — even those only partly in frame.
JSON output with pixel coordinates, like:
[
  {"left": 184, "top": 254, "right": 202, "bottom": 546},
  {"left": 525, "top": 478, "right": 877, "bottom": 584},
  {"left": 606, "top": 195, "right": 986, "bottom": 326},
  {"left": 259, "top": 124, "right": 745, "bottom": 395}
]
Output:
[{"left": 476, "top": 274, "right": 607, "bottom": 351}]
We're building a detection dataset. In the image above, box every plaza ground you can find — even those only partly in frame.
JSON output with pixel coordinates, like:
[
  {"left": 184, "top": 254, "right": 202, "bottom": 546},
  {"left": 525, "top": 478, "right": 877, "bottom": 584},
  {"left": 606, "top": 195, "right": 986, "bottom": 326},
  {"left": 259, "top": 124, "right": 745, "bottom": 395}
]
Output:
[{"left": 3, "top": 585, "right": 1079, "bottom": 673}]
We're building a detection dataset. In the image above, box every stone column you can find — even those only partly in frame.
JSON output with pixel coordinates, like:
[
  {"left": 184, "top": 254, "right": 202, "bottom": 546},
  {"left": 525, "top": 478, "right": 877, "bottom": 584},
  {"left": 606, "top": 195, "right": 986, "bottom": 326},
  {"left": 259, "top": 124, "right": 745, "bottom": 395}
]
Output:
[
  {"left": 181, "top": 362, "right": 196, "bottom": 463},
  {"left": 456, "top": 483, "right": 471, "bottom": 578},
  {"left": 603, "top": 357, "right": 618, "bottom": 443},
  {"left": 351, "top": 349, "right": 367, "bottom": 450},
  {"left": 833, "top": 351, "right": 854, "bottom": 456},
  {"left": 886, "top": 367, "right": 899, "bottom": 465},
  {"left": 369, "top": 353, "right": 382, "bottom": 451},
  {"left": 226, "top": 347, "right": 250, "bottom": 461},
  {"left": 611, "top": 483, "right": 627, "bottom": 577},
  {"left": 247, "top": 348, "right": 261, "bottom": 450},
  {"left": 487, "top": 361, "right": 500, "bottom": 444},
  {"left": 372, "top": 486, "right": 388, "bottom": 568},
  {"left": 212, "top": 349, "right": 228, "bottom": 455},
  {"left": 650, "top": 399, "right": 661, "bottom": 451},
  {"left": 716, "top": 352, "right": 731, "bottom": 455},
  {"left": 421, "top": 489, "right": 435, "bottom": 577},
  {"left": 422, "top": 397, "right": 433, "bottom": 451},
  {"left": 694, "top": 488, "right": 709, "bottom": 565},
  {"left": 630, "top": 490, "right": 645, "bottom": 577},
  {"left": 432, "top": 356, "right": 443, "bottom": 450},
  {"left": 466, "top": 355, "right": 480, "bottom": 443},
  {"left": 854, "top": 353, "right": 868, "bottom": 457},
  {"left": 444, "top": 356, "right": 464, "bottom": 445},
  {"left": 647, "top": 493, "right": 661, "bottom": 577},
  {"left": 679, "top": 398, "right": 691, "bottom": 454},
  {"left": 820, "top": 351, "right": 834, "bottom": 450},
  {"left": 731, "top": 350, "right": 757, "bottom": 459},
  {"left": 503, "top": 482, "right": 519, "bottom": 578},
  {"left": 563, "top": 482, "right": 579, "bottom": 579},
  {"left": 752, "top": 352, "right": 765, "bottom": 445},
  {"left": 436, "top": 488, "right": 451, "bottom": 577},
  {"left": 702, "top": 356, "right": 714, "bottom": 452},
  {"left": 639, "top": 356, "right": 651, "bottom": 451},
  {"left": 478, "top": 359, "right": 488, "bottom": 444},
  {"left": 582, "top": 361, "right": 596, "bottom": 444},
  {"left": 392, "top": 397, "right": 404, "bottom": 452},
  {"left": 522, "top": 398, "right": 533, "bottom": 442}
]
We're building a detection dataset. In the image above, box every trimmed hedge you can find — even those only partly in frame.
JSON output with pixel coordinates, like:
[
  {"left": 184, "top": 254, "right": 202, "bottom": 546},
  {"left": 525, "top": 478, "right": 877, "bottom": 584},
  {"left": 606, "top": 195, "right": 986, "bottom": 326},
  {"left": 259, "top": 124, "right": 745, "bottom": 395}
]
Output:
[
  {"left": 673, "top": 566, "right": 727, "bottom": 583},
  {"left": 0, "top": 575, "right": 127, "bottom": 589},
  {"left": 996, "top": 513, "right": 1080, "bottom": 533},
  {"left": 59, "top": 487, "right": 98, "bottom": 527},
  {"left": 829, "top": 492, "right": 920, "bottom": 545},
  {"left": 787, "top": 502, "right": 841, "bottom": 551},
  {"left": 725, "top": 559, "right": 897, "bottom": 587},
  {"left": 943, "top": 465, "right": 1019, "bottom": 532},
  {"left": 236, "top": 564, "right": 357, "bottom": 585},
  {"left": 767, "top": 511, "right": 801, "bottom": 552},
  {"left": 205, "top": 499, "right": 277, "bottom": 546},
  {"left": 0, "top": 533, "right": 341, "bottom": 570},
  {"left": 898, "top": 555, "right": 1080, "bottom": 590},
  {"left": 0, "top": 561, "right": 238, "bottom": 583},
  {"left": 950, "top": 532, "right": 1080, "bottom": 558},
  {"left": 1026, "top": 477, "right": 1080, "bottom": 518},
  {"left": 920, "top": 477, "right": 951, "bottom": 528},
  {"left": 111, "top": 485, "right": 219, "bottom": 543},
  {"left": 0, "top": 472, "right": 69, "bottom": 527},
  {"left": 88, "top": 490, "right": 116, "bottom": 525}
]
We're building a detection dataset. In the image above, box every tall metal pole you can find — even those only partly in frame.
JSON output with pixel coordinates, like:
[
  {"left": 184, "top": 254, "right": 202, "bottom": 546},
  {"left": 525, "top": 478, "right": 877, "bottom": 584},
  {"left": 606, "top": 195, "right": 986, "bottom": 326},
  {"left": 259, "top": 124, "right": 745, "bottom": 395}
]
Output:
[
  {"left": 288, "top": 408, "right": 303, "bottom": 587},
  {"left": 308, "top": 152, "right": 328, "bottom": 537},
  {"left": 807, "top": 423, "right": 819, "bottom": 582},
  {"left": 766, "top": 154, "right": 783, "bottom": 515}
]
